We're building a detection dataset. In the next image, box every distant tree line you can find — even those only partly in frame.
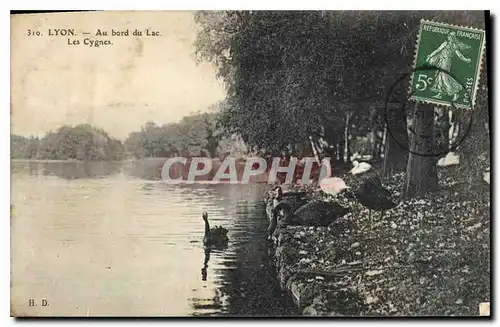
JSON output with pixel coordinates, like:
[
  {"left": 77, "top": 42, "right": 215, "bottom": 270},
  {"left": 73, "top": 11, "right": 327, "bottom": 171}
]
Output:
[
  {"left": 125, "top": 112, "right": 218, "bottom": 158},
  {"left": 11, "top": 124, "right": 125, "bottom": 161},
  {"left": 11, "top": 108, "right": 249, "bottom": 161},
  {"left": 124, "top": 109, "right": 247, "bottom": 159}
]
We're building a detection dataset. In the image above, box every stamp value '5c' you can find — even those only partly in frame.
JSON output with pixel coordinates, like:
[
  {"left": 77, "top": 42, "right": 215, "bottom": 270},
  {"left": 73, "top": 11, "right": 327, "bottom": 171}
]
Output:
[{"left": 409, "top": 20, "right": 486, "bottom": 109}]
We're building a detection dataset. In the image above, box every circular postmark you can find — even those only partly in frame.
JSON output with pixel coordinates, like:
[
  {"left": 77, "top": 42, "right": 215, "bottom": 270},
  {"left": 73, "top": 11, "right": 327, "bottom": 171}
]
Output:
[{"left": 384, "top": 65, "right": 474, "bottom": 157}]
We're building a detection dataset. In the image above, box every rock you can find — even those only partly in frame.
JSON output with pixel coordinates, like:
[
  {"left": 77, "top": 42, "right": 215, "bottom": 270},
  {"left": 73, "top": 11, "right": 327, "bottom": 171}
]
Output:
[
  {"left": 350, "top": 242, "right": 360, "bottom": 249},
  {"left": 455, "top": 298, "right": 463, "bottom": 305}
]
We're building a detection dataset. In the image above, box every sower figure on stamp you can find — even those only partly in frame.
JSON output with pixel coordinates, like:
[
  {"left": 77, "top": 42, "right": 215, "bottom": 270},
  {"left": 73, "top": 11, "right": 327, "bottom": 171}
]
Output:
[{"left": 426, "top": 31, "right": 472, "bottom": 101}]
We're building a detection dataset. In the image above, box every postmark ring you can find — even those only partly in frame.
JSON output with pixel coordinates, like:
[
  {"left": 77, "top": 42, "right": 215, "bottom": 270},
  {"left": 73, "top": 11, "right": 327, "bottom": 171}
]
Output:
[{"left": 384, "top": 65, "right": 474, "bottom": 157}]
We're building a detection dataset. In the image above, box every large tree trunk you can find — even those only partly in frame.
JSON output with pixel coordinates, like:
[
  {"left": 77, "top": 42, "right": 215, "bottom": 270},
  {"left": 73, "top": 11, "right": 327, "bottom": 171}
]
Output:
[
  {"left": 383, "top": 103, "right": 409, "bottom": 177},
  {"left": 405, "top": 103, "right": 439, "bottom": 197}
]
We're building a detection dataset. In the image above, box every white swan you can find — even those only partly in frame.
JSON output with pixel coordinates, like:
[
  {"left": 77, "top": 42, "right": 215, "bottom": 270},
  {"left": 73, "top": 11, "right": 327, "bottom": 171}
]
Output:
[
  {"left": 437, "top": 152, "right": 460, "bottom": 167},
  {"left": 350, "top": 160, "right": 372, "bottom": 175},
  {"left": 319, "top": 177, "right": 350, "bottom": 196}
]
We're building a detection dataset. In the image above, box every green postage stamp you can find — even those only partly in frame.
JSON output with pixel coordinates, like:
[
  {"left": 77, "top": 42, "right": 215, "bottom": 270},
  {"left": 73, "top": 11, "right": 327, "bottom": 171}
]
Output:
[{"left": 409, "top": 20, "right": 486, "bottom": 109}]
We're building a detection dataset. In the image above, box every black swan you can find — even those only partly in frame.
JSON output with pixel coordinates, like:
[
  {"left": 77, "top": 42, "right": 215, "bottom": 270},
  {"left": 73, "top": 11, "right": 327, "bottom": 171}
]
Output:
[
  {"left": 291, "top": 200, "right": 350, "bottom": 227},
  {"left": 266, "top": 186, "right": 309, "bottom": 219},
  {"left": 267, "top": 199, "right": 350, "bottom": 239},
  {"left": 267, "top": 201, "right": 292, "bottom": 240},
  {"left": 202, "top": 212, "right": 229, "bottom": 247},
  {"left": 265, "top": 186, "right": 309, "bottom": 238},
  {"left": 347, "top": 176, "right": 398, "bottom": 220}
]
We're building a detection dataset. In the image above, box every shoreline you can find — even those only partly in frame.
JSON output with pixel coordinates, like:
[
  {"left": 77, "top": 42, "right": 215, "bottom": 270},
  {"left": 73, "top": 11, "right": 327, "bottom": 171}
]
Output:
[
  {"left": 268, "top": 211, "right": 358, "bottom": 316},
  {"left": 265, "top": 171, "right": 490, "bottom": 316}
]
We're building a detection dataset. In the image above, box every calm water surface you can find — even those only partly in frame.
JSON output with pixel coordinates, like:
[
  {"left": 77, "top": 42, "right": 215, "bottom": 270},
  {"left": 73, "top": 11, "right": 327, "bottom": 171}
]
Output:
[{"left": 11, "top": 161, "right": 297, "bottom": 316}]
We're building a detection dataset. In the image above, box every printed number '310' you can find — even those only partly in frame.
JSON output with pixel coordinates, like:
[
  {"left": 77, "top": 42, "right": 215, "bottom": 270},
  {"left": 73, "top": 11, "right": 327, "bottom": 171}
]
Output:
[{"left": 416, "top": 74, "right": 434, "bottom": 91}]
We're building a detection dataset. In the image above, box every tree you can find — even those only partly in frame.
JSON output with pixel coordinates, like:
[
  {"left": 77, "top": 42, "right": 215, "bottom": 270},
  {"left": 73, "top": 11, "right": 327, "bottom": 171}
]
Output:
[
  {"left": 195, "top": 11, "right": 423, "bottom": 160},
  {"left": 123, "top": 111, "right": 225, "bottom": 159},
  {"left": 12, "top": 124, "right": 125, "bottom": 161},
  {"left": 405, "top": 104, "right": 439, "bottom": 196}
]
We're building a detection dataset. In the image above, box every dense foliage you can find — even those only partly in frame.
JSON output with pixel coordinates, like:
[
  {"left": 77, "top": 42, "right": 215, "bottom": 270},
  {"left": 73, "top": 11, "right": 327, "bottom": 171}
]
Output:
[
  {"left": 124, "top": 112, "right": 222, "bottom": 158},
  {"left": 195, "top": 10, "right": 488, "bottom": 195},
  {"left": 123, "top": 108, "right": 248, "bottom": 159}
]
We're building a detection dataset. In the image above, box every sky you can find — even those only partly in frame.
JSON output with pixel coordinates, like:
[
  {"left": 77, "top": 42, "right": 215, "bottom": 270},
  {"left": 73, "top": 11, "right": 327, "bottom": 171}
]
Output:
[{"left": 11, "top": 11, "right": 226, "bottom": 140}]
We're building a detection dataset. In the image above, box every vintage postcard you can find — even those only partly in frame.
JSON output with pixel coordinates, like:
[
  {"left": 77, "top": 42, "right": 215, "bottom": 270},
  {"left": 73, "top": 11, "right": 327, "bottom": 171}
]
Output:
[{"left": 10, "top": 11, "right": 490, "bottom": 317}]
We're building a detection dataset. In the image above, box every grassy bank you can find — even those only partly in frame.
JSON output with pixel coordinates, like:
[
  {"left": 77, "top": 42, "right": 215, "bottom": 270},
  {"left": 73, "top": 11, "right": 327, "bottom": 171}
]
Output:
[{"left": 269, "top": 168, "right": 490, "bottom": 316}]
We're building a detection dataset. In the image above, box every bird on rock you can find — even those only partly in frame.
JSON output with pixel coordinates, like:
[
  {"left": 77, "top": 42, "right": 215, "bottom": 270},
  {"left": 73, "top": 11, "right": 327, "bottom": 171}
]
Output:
[
  {"left": 267, "top": 199, "right": 350, "bottom": 240},
  {"left": 291, "top": 200, "right": 350, "bottom": 227},
  {"left": 266, "top": 186, "right": 310, "bottom": 240},
  {"left": 267, "top": 200, "right": 291, "bottom": 240},
  {"left": 266, "top": 186, "right": 308, "bottom": 220}
]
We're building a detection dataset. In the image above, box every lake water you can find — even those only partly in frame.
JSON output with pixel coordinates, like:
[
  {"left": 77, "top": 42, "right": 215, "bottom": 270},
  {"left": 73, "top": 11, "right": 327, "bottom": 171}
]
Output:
[{"left": 11, "top": 160, "right": 297, "bottom": 317}]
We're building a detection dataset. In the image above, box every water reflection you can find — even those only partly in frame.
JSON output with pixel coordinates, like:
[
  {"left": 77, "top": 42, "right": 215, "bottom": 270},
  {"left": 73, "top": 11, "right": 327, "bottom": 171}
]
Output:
[
  {"left": 11, "top": 160, "right": 124, "bottom": 180},
  {"left": 201, "top": 248, "right": 210, "bottom": 281},
  {"left": 11, "top": 160, "right": 296, "bottom": 317}
]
